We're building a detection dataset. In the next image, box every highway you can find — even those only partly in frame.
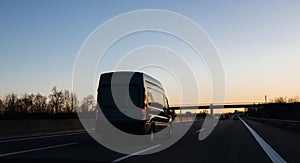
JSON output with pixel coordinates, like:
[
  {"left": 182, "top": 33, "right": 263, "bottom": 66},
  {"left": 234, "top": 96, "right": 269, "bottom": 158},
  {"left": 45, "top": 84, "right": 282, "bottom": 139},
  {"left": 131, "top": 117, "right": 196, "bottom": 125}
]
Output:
[{"left": 0, "top": 118, "right": 299, "bottom": 163}]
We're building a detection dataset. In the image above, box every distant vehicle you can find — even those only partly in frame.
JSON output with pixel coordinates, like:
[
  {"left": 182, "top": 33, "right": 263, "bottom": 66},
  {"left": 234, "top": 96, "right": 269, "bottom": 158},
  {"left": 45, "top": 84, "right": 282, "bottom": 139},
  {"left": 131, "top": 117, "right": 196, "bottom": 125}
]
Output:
[
  {"left": 233, "top": 114, "right": 239, "bottom": 120},
  {"left": 95, "top": 71, "right": 175, "bottom": 141},
  {"left": 219, "top": 114, "right": 225, "bottom": 120},
  {"left": 224, "top": 114, "right": 230, "bottom": 119}
]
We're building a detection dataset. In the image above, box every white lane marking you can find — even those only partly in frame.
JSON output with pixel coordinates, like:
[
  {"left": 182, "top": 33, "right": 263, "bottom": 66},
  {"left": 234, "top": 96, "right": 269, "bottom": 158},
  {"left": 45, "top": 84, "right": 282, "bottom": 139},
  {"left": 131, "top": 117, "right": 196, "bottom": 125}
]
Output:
[
  {"left": 172, "top": 121, "right": 192, "bottom": 124},
  {"left": 112, "top": 144, "right": 161, "bottom": 162},
  {"left": 185, "top": 123, "right": 193, "bottom": 126},
  {"left": 0, "top": 131, "right": 88, "bottom": 143},
  {"left": 196, "top": 128, "right": 206, "bottom": 133},
  {"left": 172, "top": 122, "right": 180, "bottom": 124},
  {"left": 240, "top": 118, "right": 287, "bottom": 163},
  {"left": 0, "top": 142, "right": 78, "bottom": 157}
]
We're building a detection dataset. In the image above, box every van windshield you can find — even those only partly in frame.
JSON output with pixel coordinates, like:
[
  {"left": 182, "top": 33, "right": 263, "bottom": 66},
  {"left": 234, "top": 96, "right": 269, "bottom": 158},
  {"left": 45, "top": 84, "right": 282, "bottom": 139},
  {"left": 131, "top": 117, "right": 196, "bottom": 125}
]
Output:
[{"left": 99, "top": 84, "right": 142, "bottom": 109}]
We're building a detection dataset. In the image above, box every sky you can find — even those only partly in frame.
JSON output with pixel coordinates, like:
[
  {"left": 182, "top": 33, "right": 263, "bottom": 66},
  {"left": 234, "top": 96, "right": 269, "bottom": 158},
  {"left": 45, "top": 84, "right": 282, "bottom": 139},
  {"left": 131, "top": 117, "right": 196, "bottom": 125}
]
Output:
[{"left": 1, "top": 0, "right": 300, "bottom": 105}]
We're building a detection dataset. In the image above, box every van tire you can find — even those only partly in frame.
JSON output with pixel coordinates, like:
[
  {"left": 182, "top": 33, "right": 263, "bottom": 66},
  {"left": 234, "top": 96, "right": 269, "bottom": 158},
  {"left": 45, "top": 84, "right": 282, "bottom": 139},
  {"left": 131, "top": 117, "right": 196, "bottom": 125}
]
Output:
[
  {"left": 166, "top": 124, "right": 173, "bottom": 138},
  {"left": 149, "top": 123, "right": 155, "bottom": 144}
]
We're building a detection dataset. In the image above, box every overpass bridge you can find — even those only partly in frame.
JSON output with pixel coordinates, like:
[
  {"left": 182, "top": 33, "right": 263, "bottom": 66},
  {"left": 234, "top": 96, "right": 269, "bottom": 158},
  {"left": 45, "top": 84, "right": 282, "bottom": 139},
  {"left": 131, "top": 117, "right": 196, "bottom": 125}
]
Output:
[{"left": 170, "top": 103, "right": 265, "bottom": 114}]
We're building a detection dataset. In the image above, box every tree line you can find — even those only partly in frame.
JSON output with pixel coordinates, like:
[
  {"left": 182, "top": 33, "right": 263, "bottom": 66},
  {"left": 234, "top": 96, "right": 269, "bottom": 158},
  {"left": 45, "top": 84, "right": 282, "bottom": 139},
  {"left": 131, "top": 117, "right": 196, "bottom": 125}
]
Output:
[
  {"left": 270, "top": 96, "right": 299, "bottom": 103},
  {"left": 0, "top": 86, "right": 96, "bottom": 119},
  {"left": 247, "top": 96, "right": 300, "bottom": 120}
]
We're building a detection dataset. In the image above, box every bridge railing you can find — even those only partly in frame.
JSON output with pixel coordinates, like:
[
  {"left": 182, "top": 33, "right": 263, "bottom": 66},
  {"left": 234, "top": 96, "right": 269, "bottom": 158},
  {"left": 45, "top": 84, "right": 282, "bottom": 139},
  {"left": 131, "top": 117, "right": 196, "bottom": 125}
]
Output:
[{"left": 169, "top": 103, "right": 260, "bottom": 110}]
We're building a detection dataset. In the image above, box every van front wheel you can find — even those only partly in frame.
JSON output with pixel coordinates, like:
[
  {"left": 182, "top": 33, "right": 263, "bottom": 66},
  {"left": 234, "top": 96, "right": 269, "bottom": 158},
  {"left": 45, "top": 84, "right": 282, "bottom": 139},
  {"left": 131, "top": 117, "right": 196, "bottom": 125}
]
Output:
[
  {"left": 148, "top": 123, "right": 155, "bottom": 143},
  {"left": 166, "top": 124, "right": 173, "bottom": 138}
]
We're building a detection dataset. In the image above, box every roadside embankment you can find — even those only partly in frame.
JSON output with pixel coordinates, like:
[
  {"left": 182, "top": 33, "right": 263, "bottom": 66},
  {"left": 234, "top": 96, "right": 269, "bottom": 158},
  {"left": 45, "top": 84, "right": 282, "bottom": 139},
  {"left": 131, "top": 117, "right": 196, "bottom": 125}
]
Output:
[
  {"left": 0, "top": 119, "right": 95, "bottom": 139},
  {"left": 247, "top": 117, "right": 300, "bottom": 131}
]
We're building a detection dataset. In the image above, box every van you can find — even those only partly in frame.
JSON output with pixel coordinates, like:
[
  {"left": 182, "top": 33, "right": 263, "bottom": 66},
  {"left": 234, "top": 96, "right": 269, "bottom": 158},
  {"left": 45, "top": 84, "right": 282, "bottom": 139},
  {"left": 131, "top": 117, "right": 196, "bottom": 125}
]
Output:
[{"left": 95, "top": 71, "right": 175, "bottom": 139}]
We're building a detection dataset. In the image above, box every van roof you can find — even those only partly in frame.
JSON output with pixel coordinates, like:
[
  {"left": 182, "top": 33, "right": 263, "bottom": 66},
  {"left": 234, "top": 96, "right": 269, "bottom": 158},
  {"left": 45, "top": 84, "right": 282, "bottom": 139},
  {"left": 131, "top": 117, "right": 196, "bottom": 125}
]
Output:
[{"left": 99, "top": 71, "right": 163, "bottom": 87}]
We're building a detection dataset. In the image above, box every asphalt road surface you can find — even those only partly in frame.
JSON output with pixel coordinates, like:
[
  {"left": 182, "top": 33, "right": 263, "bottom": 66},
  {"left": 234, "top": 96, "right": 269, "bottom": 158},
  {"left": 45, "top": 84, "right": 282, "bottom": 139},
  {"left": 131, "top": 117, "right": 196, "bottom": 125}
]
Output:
[{"left": 0, "top": 118, "right": 299, "bottom": 163}]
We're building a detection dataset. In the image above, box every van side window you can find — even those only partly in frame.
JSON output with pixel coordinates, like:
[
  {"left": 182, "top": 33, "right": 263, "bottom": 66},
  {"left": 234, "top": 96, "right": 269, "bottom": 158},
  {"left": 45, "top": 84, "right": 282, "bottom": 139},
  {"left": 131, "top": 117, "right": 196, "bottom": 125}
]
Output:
[
  {"left": 164, "top": 97, "right": 169, "bottom": 110},
  {"left": 147, "top": 92, "right": 153, "bottom": 105},
  {"left": 147, "top": 88, "right": 164, "bottom": 109}
]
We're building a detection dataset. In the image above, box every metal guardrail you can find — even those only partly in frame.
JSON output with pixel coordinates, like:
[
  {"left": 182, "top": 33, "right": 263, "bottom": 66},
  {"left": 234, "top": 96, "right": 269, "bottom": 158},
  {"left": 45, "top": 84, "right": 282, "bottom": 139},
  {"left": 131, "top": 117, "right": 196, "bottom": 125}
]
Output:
[{"left": 247, "top": 117, "right": 300, "bottom": 131}]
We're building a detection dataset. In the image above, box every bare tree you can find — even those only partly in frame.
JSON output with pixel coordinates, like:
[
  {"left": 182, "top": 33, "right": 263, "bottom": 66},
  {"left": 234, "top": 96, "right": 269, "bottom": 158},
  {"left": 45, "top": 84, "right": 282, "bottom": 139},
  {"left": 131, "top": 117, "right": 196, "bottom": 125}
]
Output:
[
  {"left": 272, "top": 96, "right": 300, "bottom": 103},
  {"left": 49, "top": 86, "right": 64, "bottom": 114},
  {"left": 5, "top": 93, "right": 18, "bottom": 113},
  {"left": 288, "top": 96, "right": 299, "bottom": 103},
  {"left": 62, "top": 90, "right": 79, "bottom": 113},
  {"left": 15, "top": 98, "right": 24, "bottom": 113},
  {"left": 0, "top": 99, "right": 4, "bottom": 113},
  {"left": 33, "top": 93, "right": 47, "bottom": 113},
  {"left": 63, "top": 90, "right": 71, "bottom": 113},
  {"left": 70, "top": 92, "right": 78, "bottom": 113},
  {"left": 23, "top": 94, "right": 34, "bottom": 113},
  {"left": 272, "top": 96, "right": 287, "bottom": 103},
  {"left": 80, "top": 95, "right": 95, "bottom": 112}
]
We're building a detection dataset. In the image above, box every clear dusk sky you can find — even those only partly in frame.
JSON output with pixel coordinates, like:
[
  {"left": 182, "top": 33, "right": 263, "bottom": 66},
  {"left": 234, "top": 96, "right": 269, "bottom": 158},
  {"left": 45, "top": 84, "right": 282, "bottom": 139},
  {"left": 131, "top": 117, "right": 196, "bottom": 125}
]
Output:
[{"left": 1, "top": 0, "right": 300, "bottom": 105}]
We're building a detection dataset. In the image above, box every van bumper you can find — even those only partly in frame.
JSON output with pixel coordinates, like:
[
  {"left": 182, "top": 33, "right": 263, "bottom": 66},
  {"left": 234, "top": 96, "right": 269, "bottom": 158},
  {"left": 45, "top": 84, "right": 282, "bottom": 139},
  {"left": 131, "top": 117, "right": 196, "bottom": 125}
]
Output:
[{"left": 95, "top": 120, "right": 150, "bottom": 135}]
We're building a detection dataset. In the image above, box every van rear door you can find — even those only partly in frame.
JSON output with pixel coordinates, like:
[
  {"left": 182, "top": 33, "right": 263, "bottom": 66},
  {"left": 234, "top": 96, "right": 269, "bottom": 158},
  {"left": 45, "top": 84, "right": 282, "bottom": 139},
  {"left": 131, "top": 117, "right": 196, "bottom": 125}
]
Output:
[{"left": 98, "top": 84, "right": 143, "bottom": 121}]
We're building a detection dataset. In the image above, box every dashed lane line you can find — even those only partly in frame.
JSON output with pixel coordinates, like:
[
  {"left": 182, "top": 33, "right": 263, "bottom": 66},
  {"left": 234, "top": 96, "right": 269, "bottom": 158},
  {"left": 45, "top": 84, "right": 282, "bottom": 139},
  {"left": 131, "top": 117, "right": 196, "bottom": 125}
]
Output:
[
  {"left": 112, "top": 144, "right": 161, "bottom": 162},
  {"left": 196, "top": 128, "right": 206, "bottom": 133}
]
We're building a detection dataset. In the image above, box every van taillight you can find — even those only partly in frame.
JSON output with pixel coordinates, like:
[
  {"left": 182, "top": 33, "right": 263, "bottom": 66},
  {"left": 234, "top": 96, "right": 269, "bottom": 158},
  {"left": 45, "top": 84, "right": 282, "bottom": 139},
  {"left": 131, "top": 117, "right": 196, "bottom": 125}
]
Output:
[
  {"left": 141, "top": 107, "right": 146, "bottom": 120},
  {"left": 95, "top": 109, "right": 99, "bottom": 120}
]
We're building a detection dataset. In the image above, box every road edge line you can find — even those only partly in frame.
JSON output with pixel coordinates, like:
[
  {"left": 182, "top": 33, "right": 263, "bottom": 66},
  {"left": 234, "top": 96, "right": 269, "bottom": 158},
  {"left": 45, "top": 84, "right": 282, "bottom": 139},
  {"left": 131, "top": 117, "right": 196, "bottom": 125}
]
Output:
[
  {"left": 240, "top": 118, "right": 287, "bottom": 163},
  {"left": 0, "top": 131, "right": 88, "bottom": 143},
  {"left": 0, "top": 142, "right": 78, "bottom": 157}
]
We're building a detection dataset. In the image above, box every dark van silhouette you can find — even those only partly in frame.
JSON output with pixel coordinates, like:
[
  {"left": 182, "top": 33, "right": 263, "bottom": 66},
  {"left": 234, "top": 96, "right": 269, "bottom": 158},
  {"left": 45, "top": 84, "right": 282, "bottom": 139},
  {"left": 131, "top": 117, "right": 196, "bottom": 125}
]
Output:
[{"left": 95, "top": 71, "right": 175, "bottom": 141}]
